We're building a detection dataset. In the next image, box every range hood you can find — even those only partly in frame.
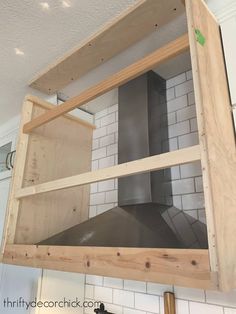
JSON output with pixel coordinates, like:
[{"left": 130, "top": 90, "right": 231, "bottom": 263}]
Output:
[{"left": 39, "top": 71, "right": 208, "bottom": 249}]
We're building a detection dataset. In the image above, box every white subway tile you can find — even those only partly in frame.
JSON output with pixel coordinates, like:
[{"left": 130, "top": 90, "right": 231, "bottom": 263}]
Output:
[
  {"left": 167, "top": 87, "right": 175, "bottom": 101},
  {"left": 94, "top": 286, "right": 112, "bottom": 303},
  {"left": 92, "top": 147, "right": 107, "bottom": 160},
  {"left": 185, "top": 209, "right": 198, "bottom": 220},
  {"left": 188, "top": 92, "right": 195, "bottom": 105},
  {"left": 105, "top": 303, "right": 123, "bottom": 314},
  {"left": 113, "top": 289, "right": 134, "bottom": 307},
  {"left": 95, "top": 118, "right": 101, "bottom": 128},
  {"left": 178, "top": 132, "right": 199, "bottom": 149},
  {"left": 169, "top": 138, "right": 178, "bottom": 151},
  {"left": 89, "top": 205, "right": 97, "bottom": 218},
  {"left": 167, "top": 112, "right": 176, "bottom": 125},
  {"left": 123, "top": 308, "right": 146, "bottom": 314},
  {"left": 176, "top": 105, "right": 196, "bottom": 122},
  {"left": 180, "top": 162, "right": 202, "bottom": 178},
  {"left": 107, "top": 143, "right": 118, "bottom": 156},
  {"left": 124, "top": 280, "right": 146, "bottom": 293},
  {"left": 163, "top": 138, "right": 179, "bottom": 152},
  {"left": 135, "top": 292, "right": 159, "bottom": 313},
  {"left": 186, "top": 70, "right": 193, "bottom": 80},
  {"left": 206, "top": 290, "right": 236, "bottom": 308},
  {"left": 104, "top": 277, "right": 123, "bottom": 289},
  {"left": 106, "top": 190, "right": 118, "bottom": 203},
  {"left": 107, "top": 122, "right": 118, "bottom": 134},
  {"left": 108, "top": 103, "right": 118, "bottom": 113},
  {"left": 100, "top": 134, "right": 115, "bottom": 147},
  {"left": 167, "top": 95, "right": 188, "bottom": 113},
  {"left": 195, "top": 176, "right": 203, "bottom": 192},
  {"left": 101, "top": 113, "right": 116, "bottom": 127},
  {"left": 86, "top": 275, "right": 103, "bottom": 286},
  {"left": 174, "top": 286, "right": 205, "bottom": 302},
  {"left": 175, "top": 80, "right": 194, "bottom": 97},
  {"left": 176, "top": 299, "right": 190, "bottom": 314},
  {"left": 93, "top": 126, "right": 107, "bottom": 139},
  {"left": 84, "top": 300, "right": 96, "bottom": 314},
  {"left": 96, "top": 108, "right": 109, "bottom": 118},
  {"left": 167, "top": 73, "right": 186, "bottom": 88},
  {"left": 169, "top": 121, "right": 190, "bottom": 138},
  {"left": 92, "top": 139, "right": 99, "bottom": 150},
  {"left": 85, "top": 284, "right": 94, "bottom": 299},
  {"left": 182, "top": 193, "right": 205, "bottom": 210},
  {"left": 224, "top": 308, "right": 236, "bottom": 314},
  {"left": 190, "top": 118, "right": 198, "bottom": 132},
  {"left": 171, "top": 166, "right": 180, "bottom": 180},
  {"left": 99, "top": 155, "right": 115, "bottom": 168},
  {"left": 172, "top": 178, "right": 195, "bottom": 195},
  {"left": 189, "top": 302, "right": 223, "bottom": 314},
  {"left": 173, "top": 195, "right": 182, "bottom": 209},
  {"left": 90, "top": 192, "right": 105, "bottom": 205},
  {"left": 97, "top": 203, "right": 114, "bottom": 215},
  {"left": 98, "top": 179, "right": 115, "bottom": 192},
  {"left": 90, "top": 183, "right": 98, "bottom": 194},
  {"left": 160, "top": 297, "right": 164, "bottom": 314},
  {"left": 92, "top": 160, "right": 99, "bottom": 170},
  {"left": 198, "top": 209, "right": 206, "bottom": 224},
  {"left": 147, "top": 283, "right": 173, "bottom": 296},
  {"left": 114, "top": 154, "right": 118, "bottom": 165}
]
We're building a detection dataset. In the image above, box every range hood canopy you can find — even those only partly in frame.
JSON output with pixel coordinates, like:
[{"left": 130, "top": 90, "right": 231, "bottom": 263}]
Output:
[
  {"left": 39, "top": 71, "right": 208, "bottom": 249},
  {"left": 39, "top": 203, "right": 208, "bottom": 248}
]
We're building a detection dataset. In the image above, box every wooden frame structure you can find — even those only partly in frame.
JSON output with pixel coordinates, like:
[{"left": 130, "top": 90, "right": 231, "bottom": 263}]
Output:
[
  {"left": 29, "top": 0, "right": 186, "bottom": 94},
  {"left": 2, "top": 0, "right": 236, "bottom": 292}
]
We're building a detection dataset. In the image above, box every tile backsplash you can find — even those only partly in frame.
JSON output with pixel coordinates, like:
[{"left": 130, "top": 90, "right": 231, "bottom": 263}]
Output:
[{"left": 84, "top": 70, "right": 236, "bottom": 314}]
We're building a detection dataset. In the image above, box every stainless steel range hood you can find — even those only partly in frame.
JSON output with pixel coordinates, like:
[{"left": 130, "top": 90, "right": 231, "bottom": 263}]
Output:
[{"left": 39, "top": 71, "right": 208, "bottom": 249}]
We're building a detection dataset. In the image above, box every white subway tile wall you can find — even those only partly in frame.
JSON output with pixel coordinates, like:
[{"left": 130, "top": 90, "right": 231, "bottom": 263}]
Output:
[
  {"left": 85, "top": 70, "right": 236, "bottom": 314},
  {"left": 124, "top": 280, "right": 147, "bottom": 293}
]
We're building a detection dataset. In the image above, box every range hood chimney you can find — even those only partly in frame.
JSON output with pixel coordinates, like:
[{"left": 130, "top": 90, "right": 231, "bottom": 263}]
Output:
[{"left": 39, "top": 71, "right": 208, "bottom": 249}]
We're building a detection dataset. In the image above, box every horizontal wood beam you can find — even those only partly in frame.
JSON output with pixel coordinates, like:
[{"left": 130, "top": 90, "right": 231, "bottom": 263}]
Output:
[
  {"left": 3, "top": 245, "right": 214, "bottom": 290},
  {"left": 25, "top": 95, "right": 96, "bottom": 129},
  {"left": 16, "top": 145, "right": 200, "bottom": 199},
  {"left": 23, "top": 34, "right": 189, "bottom": 133},
  {"left": 29, "top": 0, "right": 185, "bottom": 94}
]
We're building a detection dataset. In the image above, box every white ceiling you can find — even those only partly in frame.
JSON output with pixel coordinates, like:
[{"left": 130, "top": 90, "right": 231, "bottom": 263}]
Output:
[{"left": 0, "top": 0, "right": 138, "bottom": 125}]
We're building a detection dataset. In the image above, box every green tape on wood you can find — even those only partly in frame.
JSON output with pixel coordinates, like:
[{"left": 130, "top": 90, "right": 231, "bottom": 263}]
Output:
[{"left": 195, "top": 29, "right": 206, "bottom": 46}]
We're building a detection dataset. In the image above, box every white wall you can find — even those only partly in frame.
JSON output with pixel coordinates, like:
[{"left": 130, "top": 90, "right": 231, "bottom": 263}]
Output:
[
  {"left": 37, "top": 269, "right": 85, "bottom": 314},
  {"left": 208, "top": 0, "right": 236, "bottom": 133}
]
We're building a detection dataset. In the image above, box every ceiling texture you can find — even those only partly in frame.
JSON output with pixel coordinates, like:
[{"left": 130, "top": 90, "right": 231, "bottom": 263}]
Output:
[{"left": 0, "top": 0, "right": 138, "bottom": 125}]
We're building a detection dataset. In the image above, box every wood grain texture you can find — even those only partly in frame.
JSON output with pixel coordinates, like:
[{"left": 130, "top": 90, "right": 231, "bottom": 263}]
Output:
[
  {"left": 186, "top": 0, "right": 236, "bottom": 291},
  {"left": 14, "top": 102, "right": 93, "bottom": 244},
  {"left": 24, "top": 34, "right": 189, "bottom": 133},
  {"left": 25, "top": 95, "right": 95, "bottom": 129},
  {"left": 3, "top": 245, "right": 214, "bottom": 290},
  {"left": 29, "top": 0, "right": 185, "bottom": 94},
  {"left": 1, "top": 100, "right": 34, "bottom": 248},
  {"left": 15, "top": 145, "right": 200, "bottom": 199},
  {"left": 164, "top": 292, "right": 176, "bottom": 314}
]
